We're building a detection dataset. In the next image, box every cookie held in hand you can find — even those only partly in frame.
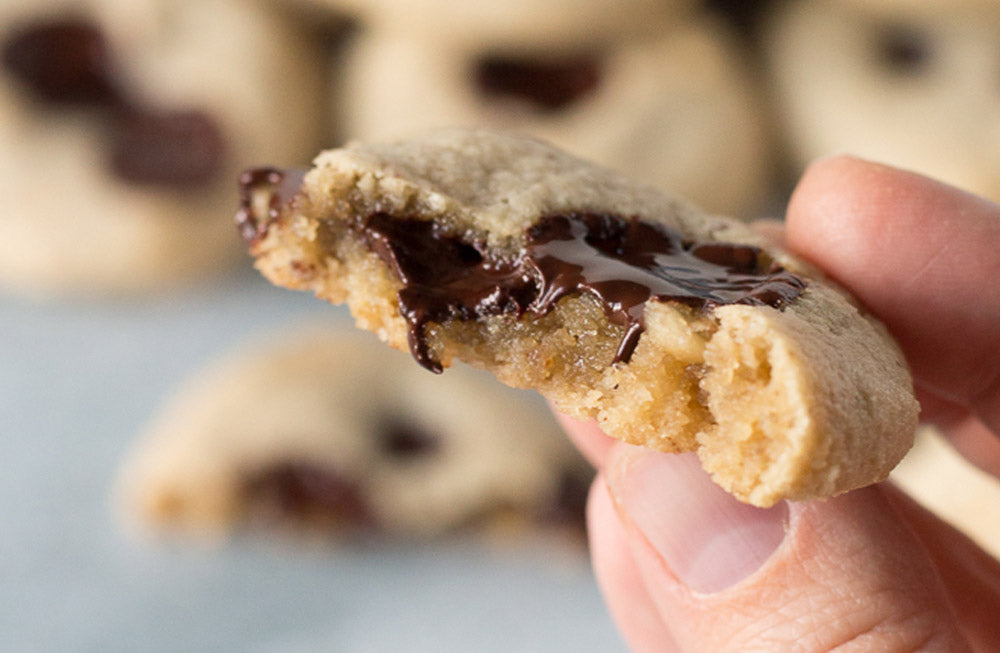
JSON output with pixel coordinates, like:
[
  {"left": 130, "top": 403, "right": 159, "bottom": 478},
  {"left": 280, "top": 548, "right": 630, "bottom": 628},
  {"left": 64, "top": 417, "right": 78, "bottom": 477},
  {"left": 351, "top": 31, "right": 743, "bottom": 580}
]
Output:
[{"left": 238, "top": 128, "right": 918, "bottom": 507}]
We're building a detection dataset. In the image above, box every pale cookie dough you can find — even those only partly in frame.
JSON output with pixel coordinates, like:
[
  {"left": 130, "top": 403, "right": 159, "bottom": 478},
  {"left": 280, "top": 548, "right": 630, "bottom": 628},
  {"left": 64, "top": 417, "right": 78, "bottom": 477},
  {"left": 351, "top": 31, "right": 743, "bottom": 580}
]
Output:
[
  {"left": 0, "top": 0, "right": 325, "bottom": 296},
  {"left": 338, "top": 16, "right": 773, "bottom": 218},
  {"left": 762, "top": 0, "right": 1000, "bottom": 202},
  {"left": 240, "top": 128, "right": 919, "bottom": 507},
  {"left": 116, "top": 322, "right": 590, "bottom": 540}
]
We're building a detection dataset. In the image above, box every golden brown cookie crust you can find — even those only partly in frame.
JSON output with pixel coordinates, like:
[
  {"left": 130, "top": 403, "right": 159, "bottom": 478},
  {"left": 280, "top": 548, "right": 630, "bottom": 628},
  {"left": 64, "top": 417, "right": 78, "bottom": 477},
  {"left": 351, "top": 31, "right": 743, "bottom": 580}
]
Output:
[{"left": 245, "top": 128, "right": 919, "bottom": 507}]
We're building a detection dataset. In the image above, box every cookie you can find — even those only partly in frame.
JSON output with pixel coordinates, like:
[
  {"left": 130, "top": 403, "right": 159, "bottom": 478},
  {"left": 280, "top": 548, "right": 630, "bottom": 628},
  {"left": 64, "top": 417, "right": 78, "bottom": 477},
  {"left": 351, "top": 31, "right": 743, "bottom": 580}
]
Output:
[
  {"left": 0, "top": 0, "right": 325, "bottom": 296},
  {"left": 116, "top": 322, "right": 590, "bottom": 540},
  {"left": 313, "top": 0, "right": 693, "bottom": 52},
  {"left": 337, "top": 16, "right": 773, "bottom": 219},
  {"left": 238, "top": 128, "right": 919, "bottom": 507},
  {"left": 762, "top": 0, "right": 1000, "bottom": 201}
]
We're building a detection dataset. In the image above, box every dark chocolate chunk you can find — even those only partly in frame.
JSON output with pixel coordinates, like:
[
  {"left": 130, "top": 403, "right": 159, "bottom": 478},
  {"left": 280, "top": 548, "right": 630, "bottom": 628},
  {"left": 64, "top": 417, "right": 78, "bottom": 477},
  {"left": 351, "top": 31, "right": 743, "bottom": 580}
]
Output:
[
  {"left": 474, "top": 54, "right": 602, "bottom": 112},
  {"left": 357, "top": 212, "right": 806, "bottom": 372},
  {"left": 1, "top": 18, "right": 117, "bottom": 105},
  {"left": 108, "top": 109, "right": 226, "bottom": 186},
  {"left": 378, "top": 419, "right": 441, "bottom": 459},
  {"left": 361, "top": 212, "right": 536, "bottom": 371},
  {"left": 236, "top": 167, "right": 308, "bottom": 244},
  {"left": 243, "top": 461, "right": 371, "bottom": 525},
  {"left": 874, "top": 23, "right": 931, "bottom": 75}
]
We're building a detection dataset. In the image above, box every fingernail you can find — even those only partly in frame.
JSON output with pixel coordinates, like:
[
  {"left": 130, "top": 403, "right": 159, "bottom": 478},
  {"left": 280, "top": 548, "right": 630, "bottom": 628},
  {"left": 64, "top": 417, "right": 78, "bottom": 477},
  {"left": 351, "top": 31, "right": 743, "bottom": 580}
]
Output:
[{"left": 607, "top": 447, "right": 788, "bottom": 594}]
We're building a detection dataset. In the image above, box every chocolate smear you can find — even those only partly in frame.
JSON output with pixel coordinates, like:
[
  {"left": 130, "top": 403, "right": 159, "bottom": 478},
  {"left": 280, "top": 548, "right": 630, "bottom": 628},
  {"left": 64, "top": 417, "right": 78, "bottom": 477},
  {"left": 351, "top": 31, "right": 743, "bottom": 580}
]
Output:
[{"left": 358, "top": 212, "right": 806, "bottom": 372}]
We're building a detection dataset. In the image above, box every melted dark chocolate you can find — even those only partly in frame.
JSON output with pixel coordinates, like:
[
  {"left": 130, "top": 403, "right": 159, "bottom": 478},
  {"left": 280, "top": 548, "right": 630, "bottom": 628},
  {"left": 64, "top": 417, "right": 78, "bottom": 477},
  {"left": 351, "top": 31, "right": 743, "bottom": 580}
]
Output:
[
  {"left": 474, "top": 54, "right": 602, "bottom": 112},
  {"left": 243, "top": 461, "right": 371, "bottom": 526},
  {"left": 236, "top": 167, "right": 307, "bottom": 244},
  {"left": 358, "top": 212, "right": 806, "bottom": 373},
  {"left": 361, "top": 212, "right": 536, "bottom": 372},
  {"left": 1, "top": 17, "right": 225, "bottom": 187}
]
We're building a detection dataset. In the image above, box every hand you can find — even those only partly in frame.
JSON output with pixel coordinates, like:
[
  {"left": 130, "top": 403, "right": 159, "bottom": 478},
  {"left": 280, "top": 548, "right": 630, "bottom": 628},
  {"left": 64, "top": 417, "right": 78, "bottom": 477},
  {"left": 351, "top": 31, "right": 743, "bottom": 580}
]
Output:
[{"left": 556, "top": 156, "right": 1000, "bottom": 652}]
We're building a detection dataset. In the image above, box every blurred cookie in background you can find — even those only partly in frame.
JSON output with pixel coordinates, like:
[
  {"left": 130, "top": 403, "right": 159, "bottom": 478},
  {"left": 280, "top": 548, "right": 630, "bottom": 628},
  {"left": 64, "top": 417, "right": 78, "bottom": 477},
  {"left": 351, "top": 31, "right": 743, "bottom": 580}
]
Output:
[
  {"left": 762, "top": 0, "right": 1000, "bottom": 202},
  {"left": 0, "top": 0, "right": 327, "bottom": 297},
  {"left": 336, "top": 14, "right": 775, "bottom": 219},
  {"left": 115, "top": 323, "right": 591, "bottom": 545}
]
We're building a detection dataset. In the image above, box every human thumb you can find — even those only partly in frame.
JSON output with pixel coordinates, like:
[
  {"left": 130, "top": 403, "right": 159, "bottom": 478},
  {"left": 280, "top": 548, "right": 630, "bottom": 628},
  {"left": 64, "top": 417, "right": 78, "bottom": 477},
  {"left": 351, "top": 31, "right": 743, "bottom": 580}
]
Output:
[{"left": 599, "top": 445, "right": 971, "bottom": 652}]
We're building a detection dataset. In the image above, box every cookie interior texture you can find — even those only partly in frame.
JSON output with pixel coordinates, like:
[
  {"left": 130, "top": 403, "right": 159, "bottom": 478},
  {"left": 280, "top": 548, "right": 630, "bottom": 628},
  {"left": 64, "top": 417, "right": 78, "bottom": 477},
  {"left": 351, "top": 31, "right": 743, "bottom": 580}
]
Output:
[{"left": 243, "top": 128, "right": 918, "bottom": 507}]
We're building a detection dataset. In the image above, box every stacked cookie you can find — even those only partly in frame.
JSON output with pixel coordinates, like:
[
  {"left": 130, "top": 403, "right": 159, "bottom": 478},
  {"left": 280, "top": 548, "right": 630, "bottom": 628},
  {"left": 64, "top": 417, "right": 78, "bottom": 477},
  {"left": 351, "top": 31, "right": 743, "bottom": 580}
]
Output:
[
  {"left": 0, "top": 0, "right": 328, "bottom": 295},
  {"left": 761, "top": 0, "right": 1000, "bottom": 203},
  {"left": 328, "top": 0, "right": 777, "bottom": 219}
]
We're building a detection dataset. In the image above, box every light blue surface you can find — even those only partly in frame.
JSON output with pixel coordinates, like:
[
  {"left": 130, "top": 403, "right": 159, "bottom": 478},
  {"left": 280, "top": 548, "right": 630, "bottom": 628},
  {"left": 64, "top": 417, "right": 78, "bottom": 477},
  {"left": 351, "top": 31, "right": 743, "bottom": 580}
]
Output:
[{"left": 0, "top": 270, "right": 624, "bottom": 652}]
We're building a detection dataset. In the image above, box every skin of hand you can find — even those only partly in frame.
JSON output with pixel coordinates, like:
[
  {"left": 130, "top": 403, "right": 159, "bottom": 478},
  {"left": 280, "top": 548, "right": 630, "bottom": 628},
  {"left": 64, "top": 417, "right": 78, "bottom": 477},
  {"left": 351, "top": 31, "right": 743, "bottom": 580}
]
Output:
[{"left": 554, "top": 156, "right": 1000, "bottom": 652}]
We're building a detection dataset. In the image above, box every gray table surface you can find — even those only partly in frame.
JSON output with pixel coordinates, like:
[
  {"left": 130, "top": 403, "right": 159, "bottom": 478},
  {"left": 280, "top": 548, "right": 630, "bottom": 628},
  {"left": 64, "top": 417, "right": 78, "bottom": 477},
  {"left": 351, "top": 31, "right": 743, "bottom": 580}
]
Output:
[{"left": 0, "top": 269, "right": 624, "bottom": 652}]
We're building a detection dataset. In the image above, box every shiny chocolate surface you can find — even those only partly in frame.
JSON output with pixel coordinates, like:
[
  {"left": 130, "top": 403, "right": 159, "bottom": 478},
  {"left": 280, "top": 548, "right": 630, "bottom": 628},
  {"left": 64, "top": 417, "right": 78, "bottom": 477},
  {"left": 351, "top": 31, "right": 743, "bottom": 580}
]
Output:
[{"left": 359, "top": 212, "right": 806, "bottom": 372}]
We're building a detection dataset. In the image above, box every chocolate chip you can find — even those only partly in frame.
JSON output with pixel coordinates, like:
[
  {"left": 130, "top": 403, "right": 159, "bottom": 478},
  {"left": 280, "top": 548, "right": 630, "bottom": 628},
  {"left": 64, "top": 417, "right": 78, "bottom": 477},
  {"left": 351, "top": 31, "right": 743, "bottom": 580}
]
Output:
[
  {"left": 379, "top": 419, "right": 441, "bottom": 458},
  {"left": 2, "top": 19, "right": 118, "bottom": 105},
  {"left": 108, "top": 108, "right": 226, "bottom": 186},
  {"left": 474, "top": 54, "right": 602, "bottom": 112},
  {"left": 243, "top": 461, "right": 372, "bottom": 525},
  {"left": 875, "top": 23, "right": 931, "bottom": 75}
]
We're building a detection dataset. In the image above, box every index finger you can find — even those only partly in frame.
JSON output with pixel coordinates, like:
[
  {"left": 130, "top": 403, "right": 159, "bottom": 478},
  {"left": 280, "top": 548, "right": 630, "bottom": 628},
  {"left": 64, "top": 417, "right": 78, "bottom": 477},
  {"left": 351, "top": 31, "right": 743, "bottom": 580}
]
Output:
[{"left": 786, "top": 155, "right": 1000, "bottom": 439}]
